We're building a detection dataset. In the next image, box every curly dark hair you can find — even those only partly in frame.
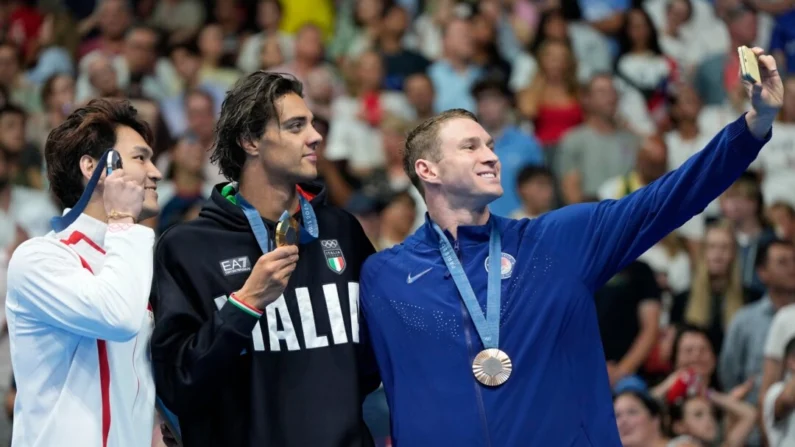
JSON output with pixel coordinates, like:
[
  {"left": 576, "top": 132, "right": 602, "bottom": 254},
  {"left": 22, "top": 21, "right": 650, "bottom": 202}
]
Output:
[
  {"left": 210, "top": 71, "right": 304, "bottom": 182},
  {"left": 45, "top": 98, "right": 153, "bottom": 208}
]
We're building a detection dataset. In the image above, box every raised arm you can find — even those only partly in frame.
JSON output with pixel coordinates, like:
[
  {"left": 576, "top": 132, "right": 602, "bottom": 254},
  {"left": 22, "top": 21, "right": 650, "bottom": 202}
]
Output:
[
  {"left": 6, "top": 226, "right": 154, "bottom": 342},
  {"left": 544, "top": 49, "right": 783, "bottom": 290},
  {"left": 709, "top": 390, "right": 758, "bottom": 447}
]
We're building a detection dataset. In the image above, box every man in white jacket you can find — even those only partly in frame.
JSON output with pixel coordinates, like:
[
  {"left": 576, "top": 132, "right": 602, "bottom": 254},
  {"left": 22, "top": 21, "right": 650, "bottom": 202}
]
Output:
[{"left": 4, "top": 98, "right": 162, "bottom": 447}]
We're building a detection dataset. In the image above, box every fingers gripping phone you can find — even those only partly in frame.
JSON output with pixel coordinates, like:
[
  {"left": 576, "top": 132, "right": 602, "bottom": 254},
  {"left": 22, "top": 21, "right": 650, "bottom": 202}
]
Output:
[{"left": 105, "top": 150, "right": 122, "bottom": 176}]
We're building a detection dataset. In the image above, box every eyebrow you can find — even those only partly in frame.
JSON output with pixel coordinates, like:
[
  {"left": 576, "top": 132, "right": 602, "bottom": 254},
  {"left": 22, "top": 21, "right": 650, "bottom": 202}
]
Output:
[
  {"left": 133, "top": 146, "right": 153, "bottom": 158},
  {"left": 282, "top": 114, "right": 314, "bottom": 128},
  {"left": 460, "top": 137, "right": 479, "bottom": 147}
]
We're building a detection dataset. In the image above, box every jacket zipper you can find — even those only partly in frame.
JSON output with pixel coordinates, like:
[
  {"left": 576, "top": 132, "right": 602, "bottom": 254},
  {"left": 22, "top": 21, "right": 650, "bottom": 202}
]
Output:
[{"left": 454, "top": 239, "right": 492, "bottom": 447}]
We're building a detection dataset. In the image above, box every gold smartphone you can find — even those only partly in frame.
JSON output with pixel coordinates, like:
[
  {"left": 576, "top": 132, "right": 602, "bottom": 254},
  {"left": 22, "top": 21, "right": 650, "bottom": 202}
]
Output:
[{"left": 738, "top": 46, "right": 761, "bottom": 84}]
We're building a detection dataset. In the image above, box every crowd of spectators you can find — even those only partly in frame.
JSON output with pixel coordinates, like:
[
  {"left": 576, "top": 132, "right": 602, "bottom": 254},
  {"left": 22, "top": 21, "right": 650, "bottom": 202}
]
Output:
[{"left": 0, "top": 0, "right": 794, "bottom": 445}]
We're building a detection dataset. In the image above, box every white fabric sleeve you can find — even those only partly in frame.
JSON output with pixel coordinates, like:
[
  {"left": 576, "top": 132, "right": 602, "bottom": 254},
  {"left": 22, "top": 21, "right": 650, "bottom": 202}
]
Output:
[
  {"left": 6, "top": 226, "right": 155, "bottom": 342},
  {"left": 765, "top": 305, "right": 795, "bottom": 360},
  {"left": 763, "top": 381, "right": 786, "bottom": 447}
]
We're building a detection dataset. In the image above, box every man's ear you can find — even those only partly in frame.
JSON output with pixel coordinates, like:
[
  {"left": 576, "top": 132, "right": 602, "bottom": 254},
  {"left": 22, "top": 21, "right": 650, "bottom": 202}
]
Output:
[
  {"left": 415, "top": 159, "right": 441, "bottom": 186},
  {"left": 239, "top": 136, "right": 259, "bottom": 157},
  {"left": 79, "top": 154, "right": 97, "bottom": 182}
]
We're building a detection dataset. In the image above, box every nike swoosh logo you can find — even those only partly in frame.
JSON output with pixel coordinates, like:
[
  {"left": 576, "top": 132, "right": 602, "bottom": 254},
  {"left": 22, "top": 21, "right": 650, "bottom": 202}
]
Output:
[{"left": 407, "top": 267, "right": 432, "bottom": 284}]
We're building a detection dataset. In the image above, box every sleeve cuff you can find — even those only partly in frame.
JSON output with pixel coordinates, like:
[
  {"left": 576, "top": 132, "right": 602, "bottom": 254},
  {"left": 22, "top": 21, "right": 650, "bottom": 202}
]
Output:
[{"left": 228, "top": 292, "right": 263, "bottom": 318}]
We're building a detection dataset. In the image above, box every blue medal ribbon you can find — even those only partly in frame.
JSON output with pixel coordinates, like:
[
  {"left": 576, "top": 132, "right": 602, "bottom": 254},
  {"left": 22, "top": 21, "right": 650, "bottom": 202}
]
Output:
[
  {"left": 51, "top": 148, "right": 115, "bottom": 233},
  {"left": 432, "top": 220, "right": 502, "bottom": 349},
  {"left": 236, "top": 191, "right": 319, "bottom": 253}
]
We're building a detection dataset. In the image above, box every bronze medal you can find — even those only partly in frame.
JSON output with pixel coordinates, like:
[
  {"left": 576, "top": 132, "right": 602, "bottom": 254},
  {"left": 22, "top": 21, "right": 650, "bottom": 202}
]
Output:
[
  {"left": 275, "top": 217, "right": 299, "bottom": 247},
  {"left": 472, "top": 348, "right": 512, "bottom": 387}
]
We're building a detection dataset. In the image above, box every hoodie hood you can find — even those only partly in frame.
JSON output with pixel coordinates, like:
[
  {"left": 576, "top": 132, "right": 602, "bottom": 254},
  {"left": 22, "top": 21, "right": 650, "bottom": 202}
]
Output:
[{"left": 199, "top": 181, "right": 328, "bottom": 233}]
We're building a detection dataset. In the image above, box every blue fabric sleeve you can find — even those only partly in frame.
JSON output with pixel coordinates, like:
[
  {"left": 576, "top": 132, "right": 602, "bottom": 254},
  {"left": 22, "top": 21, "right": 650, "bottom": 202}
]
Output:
[{"left": 544, "top": 113, "right": 769, "bottom": 291}]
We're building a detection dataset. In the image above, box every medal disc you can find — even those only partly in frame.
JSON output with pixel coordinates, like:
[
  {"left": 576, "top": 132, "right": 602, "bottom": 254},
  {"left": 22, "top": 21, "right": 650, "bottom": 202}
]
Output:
[
  {"left": 472, "top": 348, "right": 512, "bottom": 387},
  {"left": 275, "top": 217, "right": 299, "bottom": 247}
]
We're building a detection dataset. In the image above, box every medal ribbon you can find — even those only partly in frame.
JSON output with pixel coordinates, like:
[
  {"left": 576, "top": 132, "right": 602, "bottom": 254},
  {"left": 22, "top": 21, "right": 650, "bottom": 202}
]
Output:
[
  {"left": 433, "top": 220, "right": 502, "bottom": 349},
  {"left": 236, "top": 192, "right": 319, "bottom": 253},
  {"left": 51, "top": 148, "right": 115, "bottom": 232}
]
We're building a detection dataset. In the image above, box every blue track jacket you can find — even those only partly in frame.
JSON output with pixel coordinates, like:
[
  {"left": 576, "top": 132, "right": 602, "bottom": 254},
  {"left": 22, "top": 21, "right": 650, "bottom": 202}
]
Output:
[{"left": 359, "top": 114, "right": 770, "bottom": 446}]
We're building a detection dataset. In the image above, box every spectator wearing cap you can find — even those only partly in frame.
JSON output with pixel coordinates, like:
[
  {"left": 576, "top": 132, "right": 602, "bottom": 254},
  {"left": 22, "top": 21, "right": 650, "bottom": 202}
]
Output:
[
  {"left": 470, "top": 77, "right": 542, "bottom": 217},
  {"left": 510, "top": 165, "right": 554, "bottom": 219},
  {"left": 558, "top": 73, "right": 638, "bottom": 205},
  {"left": 763, "top": 336, "right": 795, "bottom": 446},
  {"left": 719, "top": 239, "right": 795, "bottom": 446},
  {"left": 427, "top": 17, "right": 483, "bottom": 114}
]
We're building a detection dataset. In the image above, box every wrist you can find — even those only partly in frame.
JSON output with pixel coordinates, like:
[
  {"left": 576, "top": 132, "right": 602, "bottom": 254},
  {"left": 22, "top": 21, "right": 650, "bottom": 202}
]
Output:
[
  {"left": 107, "top": 210, "right": 137, "bottom": 223},
  {"left": 108, "top": 217, "right": 135, "bottom": 225},
  {"left": 745, "top": 109, "right": 776, "bottom": 140},
  {"left": 230, "top": 290, "right": 264, "bottom": 315}
]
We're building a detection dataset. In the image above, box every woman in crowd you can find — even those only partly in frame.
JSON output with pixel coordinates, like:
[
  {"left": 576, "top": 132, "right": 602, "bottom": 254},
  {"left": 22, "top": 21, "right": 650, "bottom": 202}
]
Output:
[
  {"left": 614, "top": 390, "right": 670, "bottom": 447},
  {"left": 671, "top": 221, "right": 762, "bottom": 352},
  {"left": 516, "top": 38, "right": 582, "bottom": 152},
  {"left": 666, "top": 390, "right": 757, "bottom": 447},
  {"left": 615, "top": 7, "right": 677, "bottom": 128}
]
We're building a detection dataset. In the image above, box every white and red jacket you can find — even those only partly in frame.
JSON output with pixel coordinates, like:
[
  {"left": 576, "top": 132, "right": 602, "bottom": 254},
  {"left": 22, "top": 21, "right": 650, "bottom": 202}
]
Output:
[{"left": 5, "top": 212, "right": 156, "bottom": 447}]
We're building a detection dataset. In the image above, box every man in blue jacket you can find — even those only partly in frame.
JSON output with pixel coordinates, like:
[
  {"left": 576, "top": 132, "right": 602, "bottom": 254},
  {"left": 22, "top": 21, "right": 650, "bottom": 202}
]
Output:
[{"left": 358, "top": 48, "right": 785, "bottom": 445}]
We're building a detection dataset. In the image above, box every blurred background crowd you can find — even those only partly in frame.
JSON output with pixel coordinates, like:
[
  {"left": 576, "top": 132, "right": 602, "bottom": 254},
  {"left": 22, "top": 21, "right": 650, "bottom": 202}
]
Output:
[{"left": 0, "top": 0, "right": 793, "bottom": 445}]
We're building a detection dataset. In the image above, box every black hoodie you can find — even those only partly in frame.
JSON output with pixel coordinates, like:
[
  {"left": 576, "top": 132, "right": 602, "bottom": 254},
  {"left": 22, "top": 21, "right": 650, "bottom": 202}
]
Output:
[{"left": 150, "top": 182, "right": 379, "bottom": 447}]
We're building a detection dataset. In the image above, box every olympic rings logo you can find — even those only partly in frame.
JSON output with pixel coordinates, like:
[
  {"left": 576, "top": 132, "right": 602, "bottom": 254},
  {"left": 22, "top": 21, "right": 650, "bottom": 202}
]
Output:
[{"left": 321, "top": 240, "right": 338, "bottom": 248}]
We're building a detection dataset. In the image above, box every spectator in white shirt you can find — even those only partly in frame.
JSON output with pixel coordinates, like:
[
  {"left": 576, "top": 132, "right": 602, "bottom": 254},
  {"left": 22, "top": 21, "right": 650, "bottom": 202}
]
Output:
[
  {"left": 325, "top": 50, "right": 414, "bottom": 176},
  {"left": 763, "top": 336, "right": 795, "bottom": 446}
]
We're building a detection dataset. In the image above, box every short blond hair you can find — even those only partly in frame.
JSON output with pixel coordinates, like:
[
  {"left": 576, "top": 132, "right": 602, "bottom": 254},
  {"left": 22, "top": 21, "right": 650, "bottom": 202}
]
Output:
[{"left": 403, "top": 109, "right": 477, "bottom": 195}]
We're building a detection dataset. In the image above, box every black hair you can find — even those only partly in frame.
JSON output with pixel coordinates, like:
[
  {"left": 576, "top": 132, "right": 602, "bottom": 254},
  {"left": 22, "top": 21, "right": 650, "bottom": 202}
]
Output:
[
  {"left": 516, "top": 165, "right": 553, "bottom": 189},
  {"left": 756, "top": 238, "right": 794, "bottom": 269},
  {"left": 614, "top": 390, "right": 662, "bottom": 417},
  {"left": 210, "top": 72, "right": 304, "bottom": 181},
  {"left": 670, "top": 323, "right": 714, "bottom": 370},
  {"left": 45, "top": 98, "right": 153, "bottom": 208}
]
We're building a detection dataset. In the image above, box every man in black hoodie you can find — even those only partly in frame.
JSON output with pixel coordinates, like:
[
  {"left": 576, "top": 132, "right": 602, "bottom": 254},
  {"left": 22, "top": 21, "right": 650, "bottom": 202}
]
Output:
[{"left": 150, "top": 72, "right": 380, "bottom": 446}]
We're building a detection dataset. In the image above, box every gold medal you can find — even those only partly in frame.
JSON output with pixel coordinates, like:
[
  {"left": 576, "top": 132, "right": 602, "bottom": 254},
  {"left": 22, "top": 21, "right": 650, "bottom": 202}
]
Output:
[
  {"left": 275, "top": 217, "right": 299, "bottom": 247},
  {"left": 472, "top": 348, "right": 512, "bottom": 387}
]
